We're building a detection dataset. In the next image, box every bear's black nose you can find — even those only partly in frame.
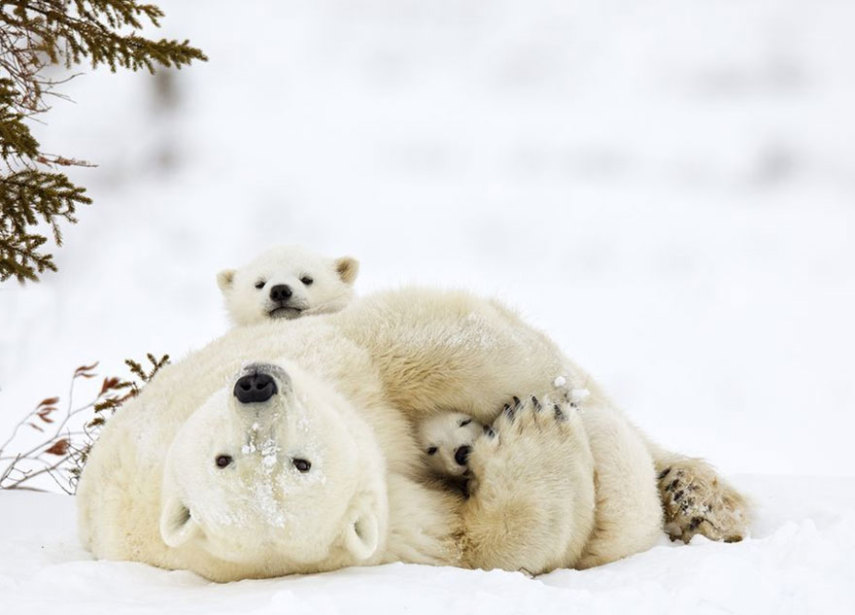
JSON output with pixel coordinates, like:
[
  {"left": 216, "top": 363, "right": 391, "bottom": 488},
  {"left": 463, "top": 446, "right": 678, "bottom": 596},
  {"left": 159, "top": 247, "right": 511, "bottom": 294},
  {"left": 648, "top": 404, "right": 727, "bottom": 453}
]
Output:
[
  {"left": 234, "top": 372, "right": 278, "bottom": 404},
  {"left": 269, "top": 284, "right": 292, "bottom": 302},
  {"left": 454, "top": 445, "right": 472, "bottom": 466}
]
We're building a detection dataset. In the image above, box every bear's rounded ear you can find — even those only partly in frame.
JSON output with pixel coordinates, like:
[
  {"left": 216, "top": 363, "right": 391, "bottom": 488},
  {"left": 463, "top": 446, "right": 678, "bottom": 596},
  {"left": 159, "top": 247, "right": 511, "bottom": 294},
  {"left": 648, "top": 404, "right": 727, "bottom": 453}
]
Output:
[
  {"left": 343, "top": 504, "right": 380, "bottom": 562},
  {"left": 160, "top": 493, "right": 203, "bottom": 548},
  {"left": 217, "top": 269, "right": 236, "bottom": 293},
  {"left": 334, "top": 257, "right": 359, "bottom": 285}
]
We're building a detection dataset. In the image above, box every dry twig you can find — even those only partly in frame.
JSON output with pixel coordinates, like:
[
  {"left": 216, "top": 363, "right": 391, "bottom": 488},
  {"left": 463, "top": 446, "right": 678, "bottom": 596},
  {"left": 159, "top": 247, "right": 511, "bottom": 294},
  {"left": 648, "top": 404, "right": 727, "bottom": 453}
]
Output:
[{"left": 0, "top": 352, "right": 168, "bottom": 493}]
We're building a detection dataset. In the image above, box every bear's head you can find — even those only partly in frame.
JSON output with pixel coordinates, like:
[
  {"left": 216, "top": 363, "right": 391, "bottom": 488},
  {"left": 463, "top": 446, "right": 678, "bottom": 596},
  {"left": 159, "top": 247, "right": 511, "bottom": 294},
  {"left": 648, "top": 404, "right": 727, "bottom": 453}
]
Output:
[
  {"left": 217, "top": 246, "right": 359, "bottom": 327},
  {"left": 159, "top": 360, "right": 387, "bottom": 574},
  {"left": 418, "top": 412, "right": 483, "bottom": 479}
]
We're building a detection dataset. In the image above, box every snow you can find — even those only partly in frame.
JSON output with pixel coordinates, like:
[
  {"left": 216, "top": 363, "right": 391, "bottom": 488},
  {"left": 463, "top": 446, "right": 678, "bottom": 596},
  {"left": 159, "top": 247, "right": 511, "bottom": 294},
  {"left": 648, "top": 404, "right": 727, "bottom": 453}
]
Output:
[
  {"left": 3, "top": 475, "right": 854, "bottom": 614},
  {"left": 570, "top": 388, "right": 590, "bottom": 403},
  {"left": 0, "top": 0, "right": 854, "bottom": 610},
  {"left": 260, "top": 439, "right": 279, "bottom": 470}
]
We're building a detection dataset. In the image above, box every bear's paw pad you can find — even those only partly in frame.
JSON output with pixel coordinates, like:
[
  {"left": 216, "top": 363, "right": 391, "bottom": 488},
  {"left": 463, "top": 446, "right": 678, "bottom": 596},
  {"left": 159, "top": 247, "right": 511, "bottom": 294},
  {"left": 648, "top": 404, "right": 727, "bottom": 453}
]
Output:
[{"left": 658, "top": 461, "right": 750, "bottom": 544}]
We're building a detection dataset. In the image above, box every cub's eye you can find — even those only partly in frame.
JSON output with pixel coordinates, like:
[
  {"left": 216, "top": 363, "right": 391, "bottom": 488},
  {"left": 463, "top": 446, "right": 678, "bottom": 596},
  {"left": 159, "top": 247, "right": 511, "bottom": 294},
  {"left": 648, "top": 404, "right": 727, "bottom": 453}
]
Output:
[
  {"left": 215, "top": 455, "right": 233, "bottom": 468},
  {"left": 293, "top": 458, "right": 312, "bottom": 473},
  {"left": 426, "top": 447, "right": 438, "bottom": 456},
  {"left": 459, "top": 418, "right": 472, "bottom": 427},
  {"left": 255, "top": 280, "right": 266, "bottom": 290},
  {"left": 300, "top": 276, "right": 313, "bottom": 286}
]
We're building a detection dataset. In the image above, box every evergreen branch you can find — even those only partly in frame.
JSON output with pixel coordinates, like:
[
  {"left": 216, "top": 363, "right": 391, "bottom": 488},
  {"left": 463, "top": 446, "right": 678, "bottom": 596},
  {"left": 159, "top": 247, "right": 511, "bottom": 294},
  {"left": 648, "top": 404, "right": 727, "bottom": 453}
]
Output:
[
  {"left": 0, "top": 78, "right": 39, "bottom": 159},
  {"left": 0, "top": 169, "right": 90, "bottom": 281},
  {"left": 0, "top": 0, "right": 205, "bottom": 283},
  {"left": 2, "top": 1, "right": 207, "bottom": 71}
]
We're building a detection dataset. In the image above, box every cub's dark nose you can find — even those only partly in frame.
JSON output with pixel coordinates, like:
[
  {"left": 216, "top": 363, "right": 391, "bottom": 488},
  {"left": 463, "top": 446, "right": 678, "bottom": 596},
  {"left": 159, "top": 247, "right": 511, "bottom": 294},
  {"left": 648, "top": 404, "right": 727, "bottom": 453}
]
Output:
[
  {"left": 269, "top": 284, "right": 292, "bottom": 302},
  {"left": 234, "top": 372, "right": 278, "bottom": 404},
  {"left": 454, "top": 445, "right": 472, "bottom": 466}
]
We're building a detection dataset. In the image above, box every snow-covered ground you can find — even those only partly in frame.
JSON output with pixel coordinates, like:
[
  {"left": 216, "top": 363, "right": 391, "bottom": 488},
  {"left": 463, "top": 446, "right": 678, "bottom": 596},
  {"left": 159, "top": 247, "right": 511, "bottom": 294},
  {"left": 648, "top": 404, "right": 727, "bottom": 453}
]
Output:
[
  {"left": 1, "top": 0, "right": 854, "bottom": 610},
  {"left": 3, "top": 476, "right": 854, "bottom": 614}
]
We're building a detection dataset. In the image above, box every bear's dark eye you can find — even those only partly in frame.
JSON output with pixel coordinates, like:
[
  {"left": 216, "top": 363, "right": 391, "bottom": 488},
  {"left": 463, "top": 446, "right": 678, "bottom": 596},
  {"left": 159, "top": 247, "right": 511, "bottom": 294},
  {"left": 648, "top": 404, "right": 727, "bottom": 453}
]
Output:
[
  {"left": 459, "top": 418, "right": 472, "bottom": 427},
  {"left": 215, "top": 455, "right": 233, "bottom": 468},
  {"left": 255, "top": 280, "right": 266, "bottom": 290},
  {"left": 300, "top": 276, "right": 313, "bottom": 286},
  {"left": 293, "top": 458, "right": 311, "bottom": 472},
  {"left": 426, "top": 446, "right": 438, "bottom": 455}
]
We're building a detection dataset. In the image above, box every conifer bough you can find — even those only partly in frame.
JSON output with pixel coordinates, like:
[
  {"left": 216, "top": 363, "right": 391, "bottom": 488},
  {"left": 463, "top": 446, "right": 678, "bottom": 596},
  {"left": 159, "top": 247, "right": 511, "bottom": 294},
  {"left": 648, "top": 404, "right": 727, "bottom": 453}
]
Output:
[{"left": 0, "top": 0, "right": 207, "bottom": 282}]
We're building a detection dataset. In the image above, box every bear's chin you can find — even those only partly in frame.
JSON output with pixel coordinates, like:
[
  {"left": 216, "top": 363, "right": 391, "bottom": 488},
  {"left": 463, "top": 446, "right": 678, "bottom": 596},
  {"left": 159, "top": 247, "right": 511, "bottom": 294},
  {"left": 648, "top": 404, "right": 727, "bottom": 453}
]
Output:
[{"left": 268, "top": 306, "right": 304, "bottom": 319}]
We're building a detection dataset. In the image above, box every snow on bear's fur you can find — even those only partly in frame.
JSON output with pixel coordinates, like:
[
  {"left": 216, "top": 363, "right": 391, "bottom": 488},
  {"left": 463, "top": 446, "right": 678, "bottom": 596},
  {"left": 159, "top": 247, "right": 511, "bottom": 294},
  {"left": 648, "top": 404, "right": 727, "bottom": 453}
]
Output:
[
  {"left": 217, "top": 246, "right": 358, "bottom": 326},
  {"left": 76, "top": 288, "right": 750, "bottom": 582}
]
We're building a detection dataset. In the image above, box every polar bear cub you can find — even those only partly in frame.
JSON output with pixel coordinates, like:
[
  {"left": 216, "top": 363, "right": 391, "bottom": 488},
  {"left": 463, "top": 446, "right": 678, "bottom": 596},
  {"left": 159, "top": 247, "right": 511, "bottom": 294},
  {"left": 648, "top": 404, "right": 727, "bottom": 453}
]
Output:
[
  {"left": 217, "top": 246, "right": 359, "bottom": 326},
  {"left": 418, "top": 412, "right": 484, "bottom": 480}
]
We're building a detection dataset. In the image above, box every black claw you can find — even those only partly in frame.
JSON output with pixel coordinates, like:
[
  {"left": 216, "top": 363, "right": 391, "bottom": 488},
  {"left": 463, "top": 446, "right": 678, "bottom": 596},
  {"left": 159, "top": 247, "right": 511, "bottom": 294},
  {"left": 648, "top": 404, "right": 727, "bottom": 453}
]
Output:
[
  {"left": 553, "top": 404, "right": 566, "bottom": 421},
  {"left": 666, "top": 479, "right": 679, "bottom": 492},
  {"left": 658, "top": 467, "right": 672, "bottom": 480},
  {"left": 512, "top": 396, "right": 521, "bottom": 408},
  {"left": 483, "top": 426, "right": 496, "bottom": 438},
  {"left": 504, "top": 404, "right": 516, "bottom": 421},
  {"left": 531, "top": 396, "right": 542, "bottom": 411}
]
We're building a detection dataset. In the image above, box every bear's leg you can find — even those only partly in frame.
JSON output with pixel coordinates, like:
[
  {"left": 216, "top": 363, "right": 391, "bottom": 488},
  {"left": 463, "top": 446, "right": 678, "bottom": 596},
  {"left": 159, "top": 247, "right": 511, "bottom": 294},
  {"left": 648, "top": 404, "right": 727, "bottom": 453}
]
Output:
[
  {"left": 573, "top": 405, "right": 663, "bottom": 568},
  {"left": 458, "top": 396, "right": 596, "bottom": 574},
  {"left": 650, "top": 446, "right": 750, "bottom": 543}
]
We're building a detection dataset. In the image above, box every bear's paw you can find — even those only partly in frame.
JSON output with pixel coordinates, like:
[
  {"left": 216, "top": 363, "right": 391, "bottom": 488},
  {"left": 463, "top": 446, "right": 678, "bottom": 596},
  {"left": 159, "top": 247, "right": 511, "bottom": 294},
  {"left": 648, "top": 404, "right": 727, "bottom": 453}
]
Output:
[
  {"left": 459, "top": 395, "right": 594, "bottom": 573},
  {"left": 658, "top": 460, "right": 750, "bottom": 544}
]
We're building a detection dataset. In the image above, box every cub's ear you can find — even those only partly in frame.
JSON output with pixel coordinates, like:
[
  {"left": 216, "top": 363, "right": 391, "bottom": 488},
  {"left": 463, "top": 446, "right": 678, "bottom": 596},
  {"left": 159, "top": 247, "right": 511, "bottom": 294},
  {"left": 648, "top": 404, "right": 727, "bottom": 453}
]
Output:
[
  {"left": 217, "top": 269, "right": 236, "bottom": 293},
  {"left": 160, "top": 492, "right": 203, "bottom": 548},
  {"left": 343, "top": 499, "right": 380, "bottom": 562},
  {"left": 335, "top": 257, "right": 359, "bottom": 285}
]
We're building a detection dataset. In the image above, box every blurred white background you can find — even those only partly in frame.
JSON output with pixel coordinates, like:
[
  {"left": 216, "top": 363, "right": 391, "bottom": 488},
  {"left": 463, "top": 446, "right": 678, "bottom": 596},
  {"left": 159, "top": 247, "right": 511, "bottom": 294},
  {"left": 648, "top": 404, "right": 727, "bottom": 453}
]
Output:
[{"left": 1, "top": 0, "right": 853, "bottom": 477}]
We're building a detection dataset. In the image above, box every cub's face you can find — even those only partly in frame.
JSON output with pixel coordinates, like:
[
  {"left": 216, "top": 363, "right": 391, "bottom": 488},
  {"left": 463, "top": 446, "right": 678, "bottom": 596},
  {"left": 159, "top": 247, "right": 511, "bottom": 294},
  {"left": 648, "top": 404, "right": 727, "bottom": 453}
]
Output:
[
  {"left": 218, "top": 246, "right": 359, "bottom": 326},
  {"left": 160, "top": 361, "right": 386, "bottom": 571},
  {"left": 418, "top": 412, "right": 484, "bottom": 479}
]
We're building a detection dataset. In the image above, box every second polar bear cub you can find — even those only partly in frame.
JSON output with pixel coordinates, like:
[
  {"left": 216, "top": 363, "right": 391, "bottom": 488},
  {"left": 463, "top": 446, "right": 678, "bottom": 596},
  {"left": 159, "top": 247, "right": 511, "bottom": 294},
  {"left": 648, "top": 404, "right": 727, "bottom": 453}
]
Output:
[
  {"left": 419, "top": 412, "right": 484, "bottom": 480},
  {"left": 218, "top": 246, "right": 359, "bottom": 326}
]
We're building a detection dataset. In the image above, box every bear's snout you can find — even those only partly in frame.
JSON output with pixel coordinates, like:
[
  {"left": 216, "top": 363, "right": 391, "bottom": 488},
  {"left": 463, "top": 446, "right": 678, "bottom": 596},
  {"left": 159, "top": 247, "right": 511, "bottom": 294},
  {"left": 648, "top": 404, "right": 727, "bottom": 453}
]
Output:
[
  {"left": 454, "top": 445, "right": 472, "bottom": 466},
  {"left": 234, "top": 372, "right": 278, "bottom": 404},
  {"left": 269, "top": 284, "right": 293, "bottom": 302}
]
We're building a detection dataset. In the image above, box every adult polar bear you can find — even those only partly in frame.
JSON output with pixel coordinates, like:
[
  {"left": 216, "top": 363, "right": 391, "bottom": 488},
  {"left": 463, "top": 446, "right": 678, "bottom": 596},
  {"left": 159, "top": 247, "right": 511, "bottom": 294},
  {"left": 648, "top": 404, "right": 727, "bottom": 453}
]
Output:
[{"left": 77, "top": 288, "right": 747, "bottom": 581}]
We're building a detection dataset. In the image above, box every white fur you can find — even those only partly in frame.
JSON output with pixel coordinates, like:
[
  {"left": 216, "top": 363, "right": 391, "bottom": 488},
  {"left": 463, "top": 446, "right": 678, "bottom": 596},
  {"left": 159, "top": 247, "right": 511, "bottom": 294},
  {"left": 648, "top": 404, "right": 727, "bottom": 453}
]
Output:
[
  {"left": 77, "top": 287, "right": 747, "bottom": 581},
  {"left": 217, "top": 246, "right": 359, "bottom": 326}
]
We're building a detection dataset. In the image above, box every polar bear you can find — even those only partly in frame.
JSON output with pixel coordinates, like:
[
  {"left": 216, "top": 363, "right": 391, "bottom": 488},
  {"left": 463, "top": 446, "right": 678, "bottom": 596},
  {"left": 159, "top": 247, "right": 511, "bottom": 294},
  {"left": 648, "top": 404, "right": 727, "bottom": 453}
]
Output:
[
  {"left": 217, "top": 245, "right": 359, "bottom": 326},
  {"left": 77, "top": 288, "right": 749, "bottom": 581}
]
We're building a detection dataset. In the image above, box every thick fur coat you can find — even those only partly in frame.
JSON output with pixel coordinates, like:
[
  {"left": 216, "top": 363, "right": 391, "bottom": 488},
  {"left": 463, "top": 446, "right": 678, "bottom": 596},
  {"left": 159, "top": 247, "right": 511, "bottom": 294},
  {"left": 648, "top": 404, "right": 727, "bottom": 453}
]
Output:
[{"left": 77, "top": 288, "right": 747, "bottom": 581}]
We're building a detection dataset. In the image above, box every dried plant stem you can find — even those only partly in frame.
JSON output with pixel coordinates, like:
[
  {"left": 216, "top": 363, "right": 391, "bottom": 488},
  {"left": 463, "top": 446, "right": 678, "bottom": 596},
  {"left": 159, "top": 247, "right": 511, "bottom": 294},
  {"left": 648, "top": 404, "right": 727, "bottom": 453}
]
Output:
[{"left": 0, "top": 353, "right": 168, "bottom": 493}]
